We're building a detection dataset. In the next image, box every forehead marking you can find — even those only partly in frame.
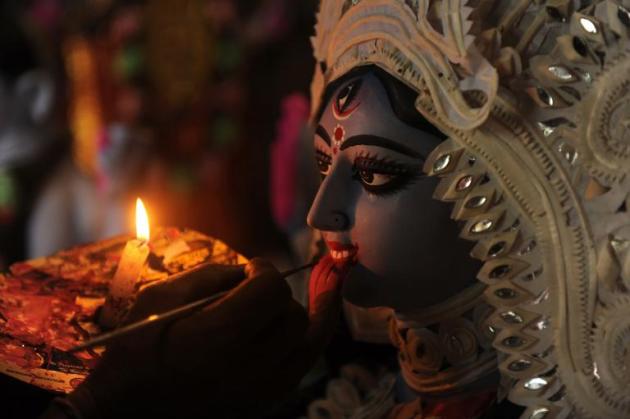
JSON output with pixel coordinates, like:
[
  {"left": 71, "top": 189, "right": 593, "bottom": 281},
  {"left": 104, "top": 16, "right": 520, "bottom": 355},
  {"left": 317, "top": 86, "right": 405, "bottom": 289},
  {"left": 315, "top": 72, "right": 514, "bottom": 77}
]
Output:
[
  {"left": 332, "top": 124, "right": 345, "bottom": 155},
  {"left": 334, "top": 125, "right": 345, "bottom": 142}
]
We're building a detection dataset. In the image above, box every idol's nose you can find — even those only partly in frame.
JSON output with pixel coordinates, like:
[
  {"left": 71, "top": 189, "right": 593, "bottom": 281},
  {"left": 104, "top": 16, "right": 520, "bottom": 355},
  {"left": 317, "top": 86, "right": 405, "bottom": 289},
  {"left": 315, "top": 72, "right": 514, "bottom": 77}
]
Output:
[
  {"left": 307, "top": 171, "right": 353, "bottom": 232},
  {"left": 309, "top": 210, "right": 349, "bottom": 231}
]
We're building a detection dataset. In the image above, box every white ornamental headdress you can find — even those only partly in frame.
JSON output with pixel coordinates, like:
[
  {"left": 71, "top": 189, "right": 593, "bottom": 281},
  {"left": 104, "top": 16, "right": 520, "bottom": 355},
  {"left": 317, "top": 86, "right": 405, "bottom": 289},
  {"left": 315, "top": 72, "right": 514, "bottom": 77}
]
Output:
[{"left": 311, "top": 1, "right": 630, "bottom": 418}]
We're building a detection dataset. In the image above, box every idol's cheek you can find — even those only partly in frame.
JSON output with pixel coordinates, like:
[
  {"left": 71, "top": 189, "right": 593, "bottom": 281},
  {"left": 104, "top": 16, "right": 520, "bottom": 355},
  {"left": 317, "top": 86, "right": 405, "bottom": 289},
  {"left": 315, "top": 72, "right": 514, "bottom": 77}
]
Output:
[{"left": 336, "top": 178, "right": 450, "bottom": 310}]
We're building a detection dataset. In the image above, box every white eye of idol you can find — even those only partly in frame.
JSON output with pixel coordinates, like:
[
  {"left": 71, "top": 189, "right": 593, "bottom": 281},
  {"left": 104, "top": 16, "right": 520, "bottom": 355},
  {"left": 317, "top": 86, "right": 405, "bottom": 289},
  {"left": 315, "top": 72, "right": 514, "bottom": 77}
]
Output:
[{"left": 356, "top": 169, "right": 393, "bottom": 186}]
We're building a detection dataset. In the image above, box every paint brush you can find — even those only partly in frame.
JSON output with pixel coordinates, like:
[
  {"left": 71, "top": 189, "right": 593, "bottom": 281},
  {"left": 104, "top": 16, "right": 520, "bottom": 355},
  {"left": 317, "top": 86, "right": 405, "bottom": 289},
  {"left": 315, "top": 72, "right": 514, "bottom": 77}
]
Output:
[{"left": 69, "top": 261, "right": 317, "bottom": 353}]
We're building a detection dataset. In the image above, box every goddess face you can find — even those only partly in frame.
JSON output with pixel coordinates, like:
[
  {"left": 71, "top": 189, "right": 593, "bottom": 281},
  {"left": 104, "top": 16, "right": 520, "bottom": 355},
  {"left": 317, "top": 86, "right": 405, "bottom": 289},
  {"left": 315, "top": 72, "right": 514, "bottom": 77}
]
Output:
[{"left": 307, "top": 70, "right": 479, "bottom": 311}]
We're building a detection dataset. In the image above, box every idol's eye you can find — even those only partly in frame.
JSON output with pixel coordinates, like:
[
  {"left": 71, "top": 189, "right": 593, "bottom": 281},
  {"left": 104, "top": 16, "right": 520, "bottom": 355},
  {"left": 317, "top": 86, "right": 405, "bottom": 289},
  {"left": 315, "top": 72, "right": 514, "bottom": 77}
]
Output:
[
  {"left": 334, "top": 78, "right": 362, "bottom": 116},
  {"left": 352, "top": 154, "right": 420, "bottom": 195},
  {"left": 315, "top": 150, "right": 332, "bottom": 177},
  {"left": 355, "top": 170, "right": 394, "bottom": 186}
]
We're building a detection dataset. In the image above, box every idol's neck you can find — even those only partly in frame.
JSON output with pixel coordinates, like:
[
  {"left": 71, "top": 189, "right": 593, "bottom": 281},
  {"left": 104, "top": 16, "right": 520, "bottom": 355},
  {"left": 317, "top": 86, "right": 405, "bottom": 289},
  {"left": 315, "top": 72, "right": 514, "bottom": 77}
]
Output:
[{"left": 390, "top": 282, "right": 500, "bottom": 399}]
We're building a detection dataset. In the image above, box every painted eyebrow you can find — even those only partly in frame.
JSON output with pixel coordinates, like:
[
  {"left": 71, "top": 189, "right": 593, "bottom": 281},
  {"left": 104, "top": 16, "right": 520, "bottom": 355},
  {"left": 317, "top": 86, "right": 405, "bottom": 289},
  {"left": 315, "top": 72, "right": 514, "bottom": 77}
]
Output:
[
  {"left": 340, "top": 135, "right": 424, "bottom": 159},
  {"left": 315, "top": 125, "right": 331, "bottom": 146}
]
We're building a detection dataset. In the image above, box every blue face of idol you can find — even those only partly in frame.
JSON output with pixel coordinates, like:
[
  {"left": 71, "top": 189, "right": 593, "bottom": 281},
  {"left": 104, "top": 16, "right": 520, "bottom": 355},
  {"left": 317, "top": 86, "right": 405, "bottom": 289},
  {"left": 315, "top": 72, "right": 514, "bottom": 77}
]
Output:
[{"left": 307, "top": 72, "right": 478, "bottom": 311}]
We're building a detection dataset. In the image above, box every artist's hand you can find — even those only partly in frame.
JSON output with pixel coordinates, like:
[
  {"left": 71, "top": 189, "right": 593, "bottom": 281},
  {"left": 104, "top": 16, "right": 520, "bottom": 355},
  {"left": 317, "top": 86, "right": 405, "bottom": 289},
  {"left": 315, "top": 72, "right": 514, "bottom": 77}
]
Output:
[{"left": 43, "top": 259, "right": 339, "bottom": 419}]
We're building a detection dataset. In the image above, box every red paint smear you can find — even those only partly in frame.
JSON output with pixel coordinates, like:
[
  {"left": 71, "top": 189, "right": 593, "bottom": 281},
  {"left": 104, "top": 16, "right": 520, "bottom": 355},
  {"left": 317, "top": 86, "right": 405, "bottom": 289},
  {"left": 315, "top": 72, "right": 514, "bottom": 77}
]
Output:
[
  {"left": 0, "top": 273, "right": 88, "bottom": 361},
  {"left": 0, "top": 339, "right": 43, "bottom": 369},
  {"left": 0, "top": 292, "right": 81, "bottom": 351},
  {"left": 10, "top": 262, "right": 35, "bottom": 276}
]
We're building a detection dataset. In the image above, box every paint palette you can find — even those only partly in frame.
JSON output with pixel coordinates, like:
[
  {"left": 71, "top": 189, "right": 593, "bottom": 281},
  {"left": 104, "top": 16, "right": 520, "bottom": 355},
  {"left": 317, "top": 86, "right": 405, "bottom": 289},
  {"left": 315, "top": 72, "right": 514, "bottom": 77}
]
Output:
[{"left": 0, "top": 228, "right": 246, "bottom": 393}]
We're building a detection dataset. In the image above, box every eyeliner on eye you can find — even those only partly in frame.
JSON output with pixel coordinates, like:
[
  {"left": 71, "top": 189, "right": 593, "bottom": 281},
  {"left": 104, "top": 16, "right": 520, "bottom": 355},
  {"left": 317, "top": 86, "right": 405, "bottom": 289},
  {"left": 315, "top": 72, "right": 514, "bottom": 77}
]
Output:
[
  {"left": 354, "top": 152, "right": 420, "bottom": 175},
  {"left": 315, "top": 149, "right": 332, "bottom": 161},
  {"left": 352, "top": 152, "right": 422, "bottom": 196}
]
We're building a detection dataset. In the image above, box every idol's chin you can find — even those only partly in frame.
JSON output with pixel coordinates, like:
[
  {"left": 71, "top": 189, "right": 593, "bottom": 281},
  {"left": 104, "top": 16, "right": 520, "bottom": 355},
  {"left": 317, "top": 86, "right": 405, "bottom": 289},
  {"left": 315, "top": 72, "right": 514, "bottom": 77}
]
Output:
[
  {"left": 341, "top": 263, "right": 391, "bottom": 309},
  {"left": 341, "top": 263, "right": 445, "bottom": 312}
]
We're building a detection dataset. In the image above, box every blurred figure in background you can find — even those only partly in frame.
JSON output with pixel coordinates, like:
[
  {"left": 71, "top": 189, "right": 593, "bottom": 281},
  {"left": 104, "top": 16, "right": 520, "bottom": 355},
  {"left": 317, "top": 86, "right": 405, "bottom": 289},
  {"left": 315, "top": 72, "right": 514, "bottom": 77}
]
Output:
[{"left": 28, "top": 10, "right": 151, "bottom": 256}]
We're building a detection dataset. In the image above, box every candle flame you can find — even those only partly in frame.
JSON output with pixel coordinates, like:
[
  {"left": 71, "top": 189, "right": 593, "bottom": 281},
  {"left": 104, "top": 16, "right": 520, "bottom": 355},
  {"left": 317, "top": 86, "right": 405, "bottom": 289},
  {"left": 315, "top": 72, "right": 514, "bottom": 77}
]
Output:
[{"left": 136, "top": 198, "right": 150, "bottom": 241}]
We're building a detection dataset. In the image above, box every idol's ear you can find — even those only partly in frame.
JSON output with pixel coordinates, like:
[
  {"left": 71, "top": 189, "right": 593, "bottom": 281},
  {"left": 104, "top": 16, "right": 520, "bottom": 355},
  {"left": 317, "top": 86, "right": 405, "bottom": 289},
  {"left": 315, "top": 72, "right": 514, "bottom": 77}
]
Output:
[{"left": 14, "top": 70, "right": 54, "bottom": 124}]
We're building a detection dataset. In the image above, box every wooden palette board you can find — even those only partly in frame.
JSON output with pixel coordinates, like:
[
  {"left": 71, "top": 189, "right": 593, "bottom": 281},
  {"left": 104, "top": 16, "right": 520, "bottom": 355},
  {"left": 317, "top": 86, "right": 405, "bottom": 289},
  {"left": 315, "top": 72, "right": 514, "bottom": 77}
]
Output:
[{"left": 0, "top": 228, "right": 246, "bottom": 393}]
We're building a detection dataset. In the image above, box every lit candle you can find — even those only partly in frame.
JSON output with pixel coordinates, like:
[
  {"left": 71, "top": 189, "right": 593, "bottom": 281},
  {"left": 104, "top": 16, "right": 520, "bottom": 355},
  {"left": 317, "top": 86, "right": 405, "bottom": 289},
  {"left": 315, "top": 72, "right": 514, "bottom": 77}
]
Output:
[
  {"left": 99, "top": 198, "right": 151, "bottom": 329},
  {"left": 110, "top": 198, "right": 151, "bottom": 298}
]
